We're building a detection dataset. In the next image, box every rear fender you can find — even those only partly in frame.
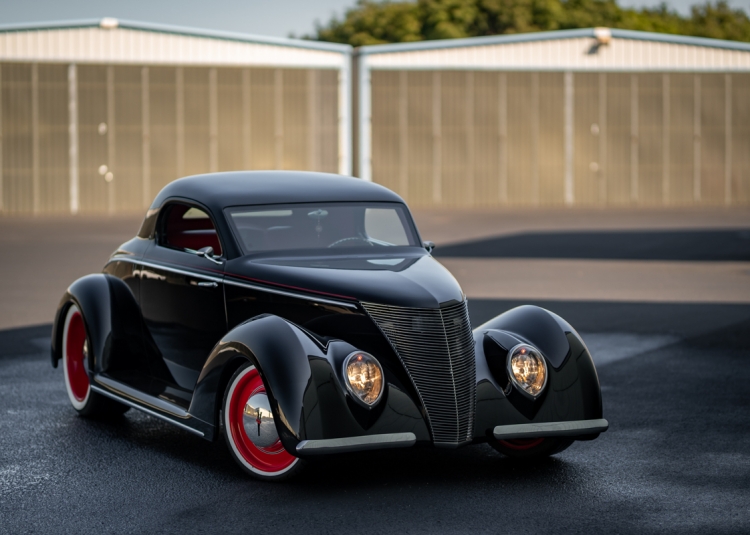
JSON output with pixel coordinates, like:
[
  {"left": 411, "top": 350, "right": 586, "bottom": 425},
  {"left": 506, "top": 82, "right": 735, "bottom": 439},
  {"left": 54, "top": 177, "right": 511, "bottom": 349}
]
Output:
[
  {"left": 51, "top": 274, "right": 159, "bottom": 378},
  {"left": 51, "top": 274, "right": 112, "bottom": 370}
]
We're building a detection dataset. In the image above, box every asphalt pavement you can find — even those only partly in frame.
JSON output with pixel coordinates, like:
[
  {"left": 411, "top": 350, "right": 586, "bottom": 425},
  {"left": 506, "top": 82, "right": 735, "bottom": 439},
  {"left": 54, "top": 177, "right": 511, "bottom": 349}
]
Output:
[
  {"left": 1, "top": 209, "right": 749, "bottom": 533},
  {"left": 1, "top": 299, "right": 749, "bottom": 534}
]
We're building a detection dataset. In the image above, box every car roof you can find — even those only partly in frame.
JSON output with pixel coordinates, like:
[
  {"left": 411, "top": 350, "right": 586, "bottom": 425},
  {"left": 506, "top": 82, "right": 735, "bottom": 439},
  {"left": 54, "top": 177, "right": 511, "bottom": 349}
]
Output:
[{"left": 150, "top": 171, "right": 405, "bottom": 212}]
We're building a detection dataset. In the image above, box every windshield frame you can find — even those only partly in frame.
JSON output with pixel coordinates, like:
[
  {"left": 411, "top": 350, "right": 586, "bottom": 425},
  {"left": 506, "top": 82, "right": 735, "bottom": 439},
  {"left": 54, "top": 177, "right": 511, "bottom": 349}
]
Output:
[{"left": 223, "top": 201, "right": 423, "bottom": 257}]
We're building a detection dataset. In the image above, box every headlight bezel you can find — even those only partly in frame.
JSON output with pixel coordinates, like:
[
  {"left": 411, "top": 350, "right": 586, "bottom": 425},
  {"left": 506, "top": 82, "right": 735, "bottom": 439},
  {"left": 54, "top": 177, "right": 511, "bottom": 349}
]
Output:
[
  {"left": 506, "top": 343, "right": 548, "bottom": 399},
  {"left": 342, "top": 351, "right": 385, "bottom": 408}
]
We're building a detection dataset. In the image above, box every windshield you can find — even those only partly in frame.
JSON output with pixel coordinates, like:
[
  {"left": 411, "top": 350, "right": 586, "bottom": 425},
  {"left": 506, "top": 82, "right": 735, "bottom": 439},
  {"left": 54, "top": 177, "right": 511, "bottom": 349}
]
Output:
[{"left": 225, "top": 202, "right": 420, "bottom": 255}]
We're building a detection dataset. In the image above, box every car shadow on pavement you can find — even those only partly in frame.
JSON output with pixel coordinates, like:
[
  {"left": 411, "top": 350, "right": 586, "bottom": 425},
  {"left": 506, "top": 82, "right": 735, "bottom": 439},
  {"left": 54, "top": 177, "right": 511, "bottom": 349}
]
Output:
[{"left": 434, "top": 229, "right": 750, "bottom": 261}]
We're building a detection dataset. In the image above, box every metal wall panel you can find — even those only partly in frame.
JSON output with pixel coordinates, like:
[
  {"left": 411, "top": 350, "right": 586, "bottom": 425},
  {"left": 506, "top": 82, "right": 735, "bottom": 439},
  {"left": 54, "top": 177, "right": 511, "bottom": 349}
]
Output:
[
  {"left": 606, "top": 73, "right": 632, "bottom": 204},
  {"left": 113, "top": 66, "right": 143, "bottom": 211},
  {"left": 0, "top": 62, "right": 342, "bottom": 214},
  {"left": 148, "top": 67, "right": 177, "bottom": 201},
  {"left": 573, "top": 73, "right": 600, "bottom": 205},
  {"left": 701, "top": 74, "right": 726, "bottom": 204},
  {"left": 248, "top": 68, "right": 276, "bottom": 170},
  {"left": 637, "top": 74, "right": 664, "bottom": 205},
  {"left": 371, "top": 71, "right": 400, "bottom": 195},
  {"left": 733, "top": 74, "right": 750, "bottom": 204},
  {"left": 506, "top": 72, "right": 534, "bottom": 204},
  {"left": 441, "top": 71, "right": 472, "bottom": 207},
  {"left": 669, "top": 73, "right": 695, "bottom": 204},
  {"left": 217, "top": 68, "right": 243, "bottom": 172},
  {"left": 183, "top": 67, "right": 210, "bottom": 177},
  {"left": 38, "top": 64, "right": 69, "bottom": 213},
  {"left": 538, "top": 72, "right": 564, "bottom": 205},
  {"left": 77, "top": 65, "right": 109, "bottom": 213},
  {"left": 405, "top": 71, "right": 433, "bottom": 205},
  {"left": 319, "top": 69, "right": 340, "bottom": 174},
  {"left": 369, "top": 67, "right": 749, "bottom": 208},
  {"left": 282, "top": 69, "right": 308, "bottom": 171},
  {"left": 1, "top": 63, "right": 33, "bottom": 213},
  {"left": 474, "top": 72, "right": 500, "bottom": 206}
]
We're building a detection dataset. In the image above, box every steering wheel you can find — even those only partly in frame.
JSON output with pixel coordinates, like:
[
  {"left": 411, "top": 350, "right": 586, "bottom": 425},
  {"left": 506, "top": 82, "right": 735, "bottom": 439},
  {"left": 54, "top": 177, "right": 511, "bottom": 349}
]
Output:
[{"left": 327, "top": 236, "right": 374, "bottom": 248}]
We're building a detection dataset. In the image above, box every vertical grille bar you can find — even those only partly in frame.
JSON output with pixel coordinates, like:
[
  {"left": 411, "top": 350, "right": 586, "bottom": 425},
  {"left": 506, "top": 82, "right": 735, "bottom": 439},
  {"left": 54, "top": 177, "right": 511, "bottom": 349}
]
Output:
[{"left": 362, "top": 301, "right": 476, "bottom": 445}]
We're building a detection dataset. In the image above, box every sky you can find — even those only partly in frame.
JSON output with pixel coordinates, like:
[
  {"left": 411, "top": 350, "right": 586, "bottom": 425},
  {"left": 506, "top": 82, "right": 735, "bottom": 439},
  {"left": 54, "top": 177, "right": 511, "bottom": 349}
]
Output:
[{"left": 1, "top": 0, "right": 749, "bottom": 39}]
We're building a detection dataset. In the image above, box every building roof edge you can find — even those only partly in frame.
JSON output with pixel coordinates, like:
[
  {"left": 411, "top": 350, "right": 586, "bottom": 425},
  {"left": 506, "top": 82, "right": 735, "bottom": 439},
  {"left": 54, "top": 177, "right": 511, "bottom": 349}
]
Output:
[
  {"left": 357, "top": 27, "right": 750, "bottom": 55},
  {"left": 0, "top": 18, "right": 352, "bottom": 54}
]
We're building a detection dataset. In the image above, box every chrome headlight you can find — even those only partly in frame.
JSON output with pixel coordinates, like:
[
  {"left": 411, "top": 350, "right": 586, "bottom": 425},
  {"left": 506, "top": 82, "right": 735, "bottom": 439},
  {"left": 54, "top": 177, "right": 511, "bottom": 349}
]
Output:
[
  {"left": 507, "top": 344, "right": 548, "bottom": 398},
  {"left": 343, "top": 351, "right": 384, "bottom": 406}
]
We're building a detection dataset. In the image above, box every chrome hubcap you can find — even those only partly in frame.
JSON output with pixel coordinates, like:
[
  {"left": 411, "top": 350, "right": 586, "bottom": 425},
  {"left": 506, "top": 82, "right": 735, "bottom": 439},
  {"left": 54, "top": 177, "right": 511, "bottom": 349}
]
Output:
[{"left": 242, "top": 393, "right": 279, "bottom": 448}]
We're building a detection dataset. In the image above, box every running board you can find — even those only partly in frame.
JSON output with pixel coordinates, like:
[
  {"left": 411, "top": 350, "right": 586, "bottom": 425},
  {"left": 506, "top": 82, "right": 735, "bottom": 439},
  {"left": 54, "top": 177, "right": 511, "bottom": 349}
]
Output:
[
  {"left": 296, "top": 432, "right": 417, "bottom": 455},
  {"left": 92, "top": 375, "right": 204, "bottom": 438},
  {"left": 493, "top": 419, "right": 609, "bottom": 441}
]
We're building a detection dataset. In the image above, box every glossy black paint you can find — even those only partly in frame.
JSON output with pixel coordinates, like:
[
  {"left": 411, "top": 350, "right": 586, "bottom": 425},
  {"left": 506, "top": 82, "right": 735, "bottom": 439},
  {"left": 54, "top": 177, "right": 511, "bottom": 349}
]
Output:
[
  {"left": 51, "top": 171, "right": 605, "bottom": 454},
  {"left": 51, "top": 274, "right": 111, "bottom": 371},
  {"left": 139, "top": 242, "right": 226, "bottom": 390},
  {"left": 471, "top": 306, "right": 604, "bottom": 438},
  {"left": 191, "top": 314, "right": 430, "bottom": 454},
  {"left": 474, "top": 305, "right": 571, "bottom": 369},
  {"left": 225, "top": 252, "right": 463, "bottom": 309}
]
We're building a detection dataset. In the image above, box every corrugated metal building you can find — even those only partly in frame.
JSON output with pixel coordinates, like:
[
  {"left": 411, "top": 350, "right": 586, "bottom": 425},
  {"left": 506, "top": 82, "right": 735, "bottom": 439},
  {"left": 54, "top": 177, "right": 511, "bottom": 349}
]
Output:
[
  {"left": 356, "top": 28, "right": 750, "bottom": 207},
  {"left": 0, "top": 18, "right": 351, "bottom": 214}
]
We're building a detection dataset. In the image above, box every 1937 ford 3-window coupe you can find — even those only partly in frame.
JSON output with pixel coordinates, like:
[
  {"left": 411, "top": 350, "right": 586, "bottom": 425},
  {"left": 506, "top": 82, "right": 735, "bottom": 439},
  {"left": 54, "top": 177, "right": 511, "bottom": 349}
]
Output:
[{"left": 51, "top": 171, "right": 608, "bottom": 480}]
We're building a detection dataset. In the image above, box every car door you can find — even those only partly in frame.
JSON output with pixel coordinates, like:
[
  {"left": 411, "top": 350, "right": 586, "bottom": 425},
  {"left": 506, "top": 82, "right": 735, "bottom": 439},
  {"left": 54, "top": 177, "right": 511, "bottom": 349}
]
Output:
[{"left": 140, "top": 202, "right": 227, "bottom": 391}]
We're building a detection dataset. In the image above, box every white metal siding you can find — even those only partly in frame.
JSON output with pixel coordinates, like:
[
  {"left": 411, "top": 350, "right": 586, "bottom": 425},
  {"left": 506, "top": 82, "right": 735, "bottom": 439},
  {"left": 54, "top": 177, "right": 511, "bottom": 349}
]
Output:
[
  {"left": 0, "top": 27, "right": 345, "bottom": 69},
  {"left": 366, "top": 37, "right": 750, "bottom": 72}
]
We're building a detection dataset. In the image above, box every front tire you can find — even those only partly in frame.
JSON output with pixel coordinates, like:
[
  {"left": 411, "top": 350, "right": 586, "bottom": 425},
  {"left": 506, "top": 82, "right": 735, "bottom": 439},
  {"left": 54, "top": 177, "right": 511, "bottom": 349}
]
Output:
[
  {"left": 62, "top": 303, "right": 128, "bottom": 418},
  {"left": 222, "top": 362, "right": 304, "bottom": 481},
  {"left": 489, "top": 437, "right": 573, "bottom": 460}
]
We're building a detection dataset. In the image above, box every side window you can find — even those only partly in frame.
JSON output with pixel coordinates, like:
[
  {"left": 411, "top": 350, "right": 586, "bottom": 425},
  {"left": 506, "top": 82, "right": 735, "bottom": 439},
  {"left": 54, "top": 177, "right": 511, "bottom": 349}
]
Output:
[{"left": 159, "top": 203, "right": 223, "bottom": 256}]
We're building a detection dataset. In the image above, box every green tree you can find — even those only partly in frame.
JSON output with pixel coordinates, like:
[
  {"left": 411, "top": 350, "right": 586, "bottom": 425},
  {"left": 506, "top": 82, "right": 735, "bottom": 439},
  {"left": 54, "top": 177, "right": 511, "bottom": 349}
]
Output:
[
  {"left": 314, "top": 1, "right": 422, "bottom": 45},
  {"left": 687, "top": 1, "right": 750, "bottom": 40},
  {"left": 309, "top": 0, "right": 750, "bottom": 44}
]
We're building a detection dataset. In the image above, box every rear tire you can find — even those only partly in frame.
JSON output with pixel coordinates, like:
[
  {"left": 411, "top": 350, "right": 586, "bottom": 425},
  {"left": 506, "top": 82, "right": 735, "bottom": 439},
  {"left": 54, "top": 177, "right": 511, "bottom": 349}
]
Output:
[
  {"left": 489, "top": 437, "right": 573, "bottom": 459},
  {"left": 222, "top": 362, "right": 305, "bottom": 481},
  {"left": 62, "top": 303, "right": 128, "bottom": 418}
]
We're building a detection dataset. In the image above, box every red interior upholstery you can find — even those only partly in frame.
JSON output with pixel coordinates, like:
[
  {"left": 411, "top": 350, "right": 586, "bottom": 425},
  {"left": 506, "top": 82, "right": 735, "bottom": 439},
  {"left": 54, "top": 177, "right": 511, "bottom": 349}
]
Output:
[
  {"left": 168, "top": 229, "right": 221, "bottom": 253},
  {"left": 163, "top": 204, "right": 222, "bottom": 255}
]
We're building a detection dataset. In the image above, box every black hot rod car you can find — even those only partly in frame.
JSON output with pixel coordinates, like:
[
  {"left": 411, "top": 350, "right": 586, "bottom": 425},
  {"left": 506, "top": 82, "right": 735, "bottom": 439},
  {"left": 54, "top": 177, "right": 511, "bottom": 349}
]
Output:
[{"left": 52, "top": 171, "right": 608, "bottom": 480}]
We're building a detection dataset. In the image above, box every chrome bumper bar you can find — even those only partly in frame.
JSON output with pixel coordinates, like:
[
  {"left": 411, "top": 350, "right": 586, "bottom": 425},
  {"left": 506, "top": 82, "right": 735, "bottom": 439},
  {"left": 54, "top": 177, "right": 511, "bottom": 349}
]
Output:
[
  {"left": 296, "top": 432, "right": 417, "bottom": 455},
  {"left": 493, "top": 419, "right": 609, "bottom": 440}
]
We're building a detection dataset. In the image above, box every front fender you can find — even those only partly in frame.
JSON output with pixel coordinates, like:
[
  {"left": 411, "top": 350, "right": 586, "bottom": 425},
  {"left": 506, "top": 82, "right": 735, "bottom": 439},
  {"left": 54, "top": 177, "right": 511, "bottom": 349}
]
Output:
[
  {"left": 474, "top": 305, "right": 571, "bottom": 368},
  {"left": 190, "top": 314, "right": 430, "bottom": 450},
  {"left": 472, "top": 305, "right": 603, "bottom": 438},
  {"left": 190, "top": 315, "right": 316, "bottom": 450}
]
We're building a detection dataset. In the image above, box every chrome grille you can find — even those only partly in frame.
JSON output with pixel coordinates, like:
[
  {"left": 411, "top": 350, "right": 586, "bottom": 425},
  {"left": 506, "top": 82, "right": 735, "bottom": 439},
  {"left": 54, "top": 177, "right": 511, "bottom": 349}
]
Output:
[{"left": 362, "top": 301, "right": 476, "bottom": 445}]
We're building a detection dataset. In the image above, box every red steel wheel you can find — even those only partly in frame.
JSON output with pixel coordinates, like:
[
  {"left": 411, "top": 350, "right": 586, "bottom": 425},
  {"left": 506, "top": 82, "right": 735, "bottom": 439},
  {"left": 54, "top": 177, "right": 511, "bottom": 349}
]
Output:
[
  {"left": 223, "top": 364, "right": 302, "bottom": 480},
  {"left": 499, "top": 438, "right": 546, "bottom": 451},
  {"left": 490, "top": 436, "right": 574, "bottom": 459},
  {"left": 60, "top": 303, "right": 128, "bottom": 417},
  {"left": 63, "top": 304, "right": 91, "bottom": 410}
]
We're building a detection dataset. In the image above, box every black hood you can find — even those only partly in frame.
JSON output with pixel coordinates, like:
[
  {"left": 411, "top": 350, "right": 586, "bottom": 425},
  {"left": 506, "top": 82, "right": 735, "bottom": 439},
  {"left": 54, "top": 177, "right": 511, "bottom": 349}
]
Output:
[{"left": 224, "top": 249, "right": 464, "bottom": 309}]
